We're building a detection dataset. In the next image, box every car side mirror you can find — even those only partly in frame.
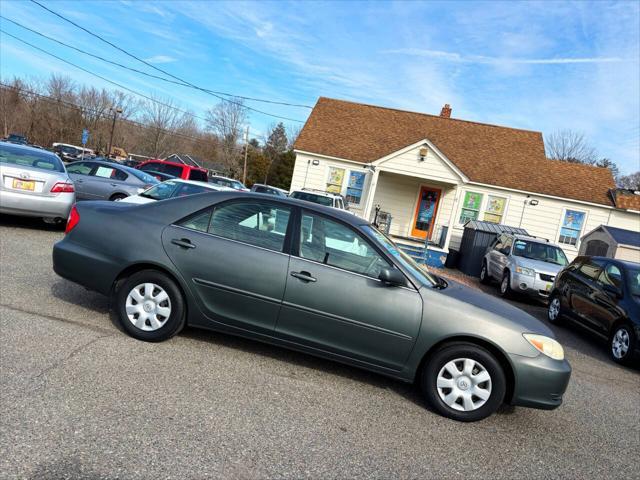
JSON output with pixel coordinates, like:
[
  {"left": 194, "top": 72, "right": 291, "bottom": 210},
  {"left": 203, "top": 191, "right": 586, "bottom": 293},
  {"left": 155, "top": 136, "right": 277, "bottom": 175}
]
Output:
[
  {"left": 378, "top": 267, "right": 406, "bottom": 287},
  {"left": 602, "top": 284, "right": 622, "bottom": 299}
]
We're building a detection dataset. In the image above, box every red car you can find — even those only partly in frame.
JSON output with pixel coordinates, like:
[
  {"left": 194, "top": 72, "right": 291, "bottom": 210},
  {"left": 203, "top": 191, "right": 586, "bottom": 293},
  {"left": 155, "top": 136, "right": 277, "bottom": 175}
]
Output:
[{"left": 136, "top": 160, "right": 209, "bottom": 182}]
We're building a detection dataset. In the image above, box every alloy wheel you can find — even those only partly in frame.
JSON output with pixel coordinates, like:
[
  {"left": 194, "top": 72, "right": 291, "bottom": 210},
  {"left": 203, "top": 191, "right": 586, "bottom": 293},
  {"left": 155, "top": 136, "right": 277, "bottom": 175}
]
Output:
[
  {"left": 125, "top": 283, "right": 172, "bottom": 331},
  {"left": 501, "top": 276, "right": 508, "bottom": 294},
  {"left": 611, "top": 328, "right": 630, "bottom": 360},
  {"left": 436, "top": 358, "right": 492, "bottom": 412},
  {"left": 548, "top": 297, "right": 560, "bottom": 321}
]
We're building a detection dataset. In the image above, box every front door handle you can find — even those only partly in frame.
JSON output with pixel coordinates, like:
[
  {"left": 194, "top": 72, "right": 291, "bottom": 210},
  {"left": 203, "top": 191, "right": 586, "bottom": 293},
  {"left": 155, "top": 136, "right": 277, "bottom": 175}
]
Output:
[
  {"left": 290, "top": 271, "right": 316, "bottom": 283},
  {"left": 171, "top": 238, "right": 196, "bottom": 249}
]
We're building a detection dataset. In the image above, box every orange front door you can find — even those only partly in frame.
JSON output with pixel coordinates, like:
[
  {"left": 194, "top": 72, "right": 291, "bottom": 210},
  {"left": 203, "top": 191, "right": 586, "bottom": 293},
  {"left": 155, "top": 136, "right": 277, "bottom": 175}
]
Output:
[{"left": 411, "top": 186, "right": 441, "bottom": 239}]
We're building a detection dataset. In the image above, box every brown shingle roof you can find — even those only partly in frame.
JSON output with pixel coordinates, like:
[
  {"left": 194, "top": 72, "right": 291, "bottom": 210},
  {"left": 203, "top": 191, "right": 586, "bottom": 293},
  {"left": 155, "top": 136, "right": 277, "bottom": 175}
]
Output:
[
  {"left": 610, "top": 189, "right": 640, "bottom": 210},
  {"left": 295, "top": 97, "right": 616, "bottom": 206}
]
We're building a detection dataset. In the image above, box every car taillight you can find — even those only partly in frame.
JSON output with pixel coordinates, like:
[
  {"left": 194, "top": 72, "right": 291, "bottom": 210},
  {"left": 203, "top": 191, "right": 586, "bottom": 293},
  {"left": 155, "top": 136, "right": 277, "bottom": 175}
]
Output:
[
  {"left": 51, "top": 182, "right": 75, "bottom": 193},
  {"left": 65, "top": 205, "right": 80, "bottom": 234}
]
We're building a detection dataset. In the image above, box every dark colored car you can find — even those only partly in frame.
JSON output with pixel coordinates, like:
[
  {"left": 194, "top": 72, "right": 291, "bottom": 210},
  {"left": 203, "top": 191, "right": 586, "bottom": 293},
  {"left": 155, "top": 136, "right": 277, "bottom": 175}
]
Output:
[
  {"left": 137, "top": 159, "right": 209, "bottom": 182},
  {"left": 4, "top": 133, "right": 29, "bottom": 145},
  {"left": 53, "top": 192, "right": 571, "bottom": 422},
  {"left": 548, "top": 256, "right": 640, "bottom": 364},
  {"left": 250, "top": 183, "right": 288, "bottom": 197},
  {"left": 66, "top": 160, "right": 158, "bottom": 201}
]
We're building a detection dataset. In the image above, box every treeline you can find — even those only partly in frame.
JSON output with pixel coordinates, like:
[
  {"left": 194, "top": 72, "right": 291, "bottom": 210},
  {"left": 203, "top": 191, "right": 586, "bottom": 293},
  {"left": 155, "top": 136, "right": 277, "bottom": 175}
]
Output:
[{"left": 0, "top": 74, "right": 300, "bottom": 188}]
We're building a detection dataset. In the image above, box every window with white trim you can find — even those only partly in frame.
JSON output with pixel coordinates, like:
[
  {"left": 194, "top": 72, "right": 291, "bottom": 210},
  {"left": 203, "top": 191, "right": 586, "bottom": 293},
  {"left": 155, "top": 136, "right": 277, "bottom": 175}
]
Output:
[
  {"left": 326, "top": 167, "right": 345, "bottom": 194},
  {"left": 558, "top": 209, "right": 586, "bottom": 246},
  {"left": 324, "top": 166, "right": 368, "bottom": 206},
  {"left": 483, "top": 195, "right": 507, "bottom": 224}
]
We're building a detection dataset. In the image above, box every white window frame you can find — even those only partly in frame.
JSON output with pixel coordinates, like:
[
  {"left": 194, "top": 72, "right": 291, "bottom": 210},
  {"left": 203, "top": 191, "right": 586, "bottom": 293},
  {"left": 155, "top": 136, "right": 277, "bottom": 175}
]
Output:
[
  {"left": 455, "top": 189, "right": 510, "bottom": 227},
  {"left": 556, "top": 207, "right": 588, "bottom": 248},
  {"left": 324, "top": 164, "right": 369, "bottom": 207}
]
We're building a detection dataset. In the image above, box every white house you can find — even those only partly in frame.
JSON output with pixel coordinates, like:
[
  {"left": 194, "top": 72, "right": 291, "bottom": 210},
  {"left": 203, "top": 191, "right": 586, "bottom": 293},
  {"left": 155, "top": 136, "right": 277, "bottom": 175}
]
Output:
[{"left": 291, "top": 97, "right": 640, "bottom": 267}]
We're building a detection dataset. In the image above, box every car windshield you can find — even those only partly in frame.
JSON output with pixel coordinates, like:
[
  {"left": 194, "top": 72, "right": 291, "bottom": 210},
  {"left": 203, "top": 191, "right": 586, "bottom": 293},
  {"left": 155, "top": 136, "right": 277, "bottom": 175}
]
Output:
[
  {"left": 512, "top": 240, "right": 568, "bottom": 266},
  {"left": 363, "top": 225, "right": 439, "bottom": 287},
  {"left": 627, "top": 266, "right": 640, "bottom": 297},
  {"left": 290, "top": 191, "right": 334, "bottom": 207},
  {"left": 140, "top": 181, "right": 180, "bottom": 200},
  {"left": 0, "top": 144, "right": 64, "bottom": 172}
]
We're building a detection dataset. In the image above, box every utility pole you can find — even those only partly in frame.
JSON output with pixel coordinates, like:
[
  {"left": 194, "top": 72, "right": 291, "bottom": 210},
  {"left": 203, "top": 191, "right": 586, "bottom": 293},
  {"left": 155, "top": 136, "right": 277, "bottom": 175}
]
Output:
[
  {"left": 242, "top": 125, "right": 249, "bottom": 185},
  {"left": 107, "top": 106, "right": 122, "bottom": 158}
]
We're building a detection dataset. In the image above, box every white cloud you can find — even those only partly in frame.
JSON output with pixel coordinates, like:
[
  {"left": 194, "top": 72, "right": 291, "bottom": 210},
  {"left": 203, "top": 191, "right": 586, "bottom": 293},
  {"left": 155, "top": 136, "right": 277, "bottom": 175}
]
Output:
[{"left": 144, "top": 55, "right": 177, "bottom": 64}]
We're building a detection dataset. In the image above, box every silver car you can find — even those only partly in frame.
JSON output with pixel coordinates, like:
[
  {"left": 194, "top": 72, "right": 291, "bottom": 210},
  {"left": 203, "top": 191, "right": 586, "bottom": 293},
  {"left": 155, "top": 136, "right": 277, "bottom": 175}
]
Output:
[
  {"left": 0, "top": 141, "right": 75, "bottom": 222},
  {"left": 66, "top": 160, "right": 158, "bottom": 201},
  {"left": 480, "top": 233, "right": 569, "bottom": 299}
]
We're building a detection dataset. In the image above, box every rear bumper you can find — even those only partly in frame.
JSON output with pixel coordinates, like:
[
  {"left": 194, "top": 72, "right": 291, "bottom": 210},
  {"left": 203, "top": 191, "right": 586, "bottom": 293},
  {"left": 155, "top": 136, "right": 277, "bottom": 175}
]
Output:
[
  {"left": 509, "top": 353, "right": 571, "bottom": 410},
  {"left": 0, "top": 190, "right": 74, "bottom": 219}
]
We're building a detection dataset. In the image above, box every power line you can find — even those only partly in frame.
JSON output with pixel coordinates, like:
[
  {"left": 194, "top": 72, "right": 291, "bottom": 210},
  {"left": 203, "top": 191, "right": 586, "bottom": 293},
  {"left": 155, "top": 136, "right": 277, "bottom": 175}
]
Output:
[
  {"left": 29, "top": 0, "right": 307, "bottom": 122},
  {"left": 0, "top": 15, "right": 313, "bottom": 110},
  {"left": 0, "top": 82, "right": 217, "bottom": 147}
]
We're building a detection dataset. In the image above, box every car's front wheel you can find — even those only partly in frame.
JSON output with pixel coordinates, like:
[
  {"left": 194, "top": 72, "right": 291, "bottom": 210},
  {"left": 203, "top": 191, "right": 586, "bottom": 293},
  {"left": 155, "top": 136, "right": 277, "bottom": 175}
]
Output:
[
  {"left": 421, "top": 343, "right": 506, "bottom": 422},
  {"left": 547, "top": 294, "right": 564, "bottom": 324},
  {"left": 479, "top": 261, "right": 490, "bottom": 284},
  {"left": 115, "top": 270, "right": 186, "bottom": 342},
  {"left": 610, "top": 324, "right": 637, "bottom": 365},
  {"left": 499, "top": 271, "right": 513, "bottom": 298}
]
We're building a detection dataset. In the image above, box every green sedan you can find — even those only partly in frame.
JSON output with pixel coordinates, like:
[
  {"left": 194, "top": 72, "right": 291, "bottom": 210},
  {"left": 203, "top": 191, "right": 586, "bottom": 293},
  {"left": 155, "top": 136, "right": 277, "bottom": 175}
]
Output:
[{"left": 53, "top": 192, "right": 571, "bottom": 422}]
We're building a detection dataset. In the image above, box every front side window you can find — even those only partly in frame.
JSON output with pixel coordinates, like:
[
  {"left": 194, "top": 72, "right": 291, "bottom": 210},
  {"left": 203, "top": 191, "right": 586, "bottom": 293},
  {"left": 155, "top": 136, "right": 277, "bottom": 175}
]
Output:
[
  {"left": 208, "top": 201, "right": 291, "bottom": 251},
  {"left": 483, "top": 195, "right": 507, "bottom": 224},
  {"left": 459, "top": 191, "right": 483, "bottom": 224},
  {"left": 345, "top": 171, "right": 366, "bottom": 205},
  {"left": 299, "top": 212, "right": 389, "bottom": 277},
  {"left": 558, "top": 209, "right": 586, "bottom": 246},
  {"left": 326, "top": 167, "right": 345, "bottom": 194}
]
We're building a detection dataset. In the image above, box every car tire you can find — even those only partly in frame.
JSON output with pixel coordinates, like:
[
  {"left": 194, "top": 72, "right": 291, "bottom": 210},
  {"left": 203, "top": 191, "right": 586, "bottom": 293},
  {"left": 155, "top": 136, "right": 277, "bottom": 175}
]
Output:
[
  {"left": 110, "top": 193, "right": 127, "bottom": 201},
  {"left": 421, "top": 343, "right": 506, "bottom": 422},
  {"left": 115, "top": 270, "right": 186, "bottom": 342},
  {"left": 547, "top": 294, "right": 564, "bottom": 324},
  {"left": 499, "top": 271, "right": 512, "bottom": 298},
  {"left": 479, "top": 261, "right": 490, "bottom": 284},
  {"left": 609, "top": 324, "right": 637, "bottom": 365}
]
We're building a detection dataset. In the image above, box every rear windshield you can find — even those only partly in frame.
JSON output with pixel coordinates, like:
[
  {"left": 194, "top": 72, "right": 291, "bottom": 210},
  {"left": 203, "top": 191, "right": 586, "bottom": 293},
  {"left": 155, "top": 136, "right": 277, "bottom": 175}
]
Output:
[
  {"left": 210, "top": 177, "right": 244, "bottom": 189},
  {"left": 188, "top": 169, "right": 208, "bottom": 182},
  {"left": 290, "top": 191, "right": 333, "bottom": 206},
  {"left": 0, "top": 144, "right": 64, "bottom": 172},
  {"left": 140, "top": 181, "right": 180, "bottom": 201}
]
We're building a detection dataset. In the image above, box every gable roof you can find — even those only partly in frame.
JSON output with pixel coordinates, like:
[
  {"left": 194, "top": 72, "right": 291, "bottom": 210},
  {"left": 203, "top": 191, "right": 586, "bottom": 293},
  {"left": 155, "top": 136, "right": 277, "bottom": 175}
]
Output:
[
  {"left": 601, "top": 225, "right": 640, "bottom": 248},
  {"left": 609, "top": 189, "right": 640, "bottom": 211},
  {"left": 294, "top": 97, "right": 616, "bottom": 206}
]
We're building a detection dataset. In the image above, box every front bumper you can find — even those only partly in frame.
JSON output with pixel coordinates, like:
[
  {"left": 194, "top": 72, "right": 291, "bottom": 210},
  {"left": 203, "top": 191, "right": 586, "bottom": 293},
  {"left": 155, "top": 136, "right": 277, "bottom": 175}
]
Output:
[
  {"left": 0, "top": 190, "right": 74, "bottom": 219},
  {"left": 509, "top": 352, "right": 571, "bottom": 410},
  {"left": 511, "top": 271, "right": 554, "bottom": 298}
]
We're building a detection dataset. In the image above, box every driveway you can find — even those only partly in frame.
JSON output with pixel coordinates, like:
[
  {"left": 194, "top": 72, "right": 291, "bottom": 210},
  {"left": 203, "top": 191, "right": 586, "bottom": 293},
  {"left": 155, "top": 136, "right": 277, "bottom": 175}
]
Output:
[{"left": 1, "top": 215, "right": 638, "bottom": 479}]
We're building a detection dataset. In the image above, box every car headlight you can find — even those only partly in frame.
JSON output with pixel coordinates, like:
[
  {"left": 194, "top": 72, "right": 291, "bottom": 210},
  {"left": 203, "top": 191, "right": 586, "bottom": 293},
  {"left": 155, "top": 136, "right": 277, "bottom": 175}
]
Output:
[
  {"left": 523, "top": 334, "right": 565, "bottom": 360},
  {"left": 515, "top": 265, "right": 535, "bottom": 276}
]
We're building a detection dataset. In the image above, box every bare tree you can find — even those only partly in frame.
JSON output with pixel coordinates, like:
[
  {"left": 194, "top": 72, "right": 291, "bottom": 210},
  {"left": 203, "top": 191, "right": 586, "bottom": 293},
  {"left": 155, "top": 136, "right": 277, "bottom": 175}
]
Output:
[
  {"left": 286, "top": 124, "right": 301, "bottom": 150},
  {"left": 545, "top": 129, "right": 599, "bottom": 164},
  {"left": 139, "top": 96, "right": 182, "bottom": 158},
  {"left": 205, "top": 98, "right": 247, "bottom": 174},
  {"left": 617, "top": 171, "right": 640, "bottom": 190}
]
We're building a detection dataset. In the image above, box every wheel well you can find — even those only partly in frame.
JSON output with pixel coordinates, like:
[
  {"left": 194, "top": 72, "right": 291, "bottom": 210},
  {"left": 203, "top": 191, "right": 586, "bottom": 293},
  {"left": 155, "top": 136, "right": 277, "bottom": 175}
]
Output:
[
  {"left": 609, "top": 318, "right": 633, "bottom": 339},
  {"left": 109, "top": 192, "right": 128, "bottom": 200},
  {"left": 415, "top": 336, "right": 516, "bottom": 403}
]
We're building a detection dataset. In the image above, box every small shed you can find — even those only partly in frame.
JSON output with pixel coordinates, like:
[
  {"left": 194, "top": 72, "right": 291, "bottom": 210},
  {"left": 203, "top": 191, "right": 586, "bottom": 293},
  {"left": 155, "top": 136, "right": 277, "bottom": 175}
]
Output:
[
  {"left": 457, "top": 221, "right": 529, "bottom": 277},
  {"left": 579, "top": 225, "right": 640, "bottom": 263}
]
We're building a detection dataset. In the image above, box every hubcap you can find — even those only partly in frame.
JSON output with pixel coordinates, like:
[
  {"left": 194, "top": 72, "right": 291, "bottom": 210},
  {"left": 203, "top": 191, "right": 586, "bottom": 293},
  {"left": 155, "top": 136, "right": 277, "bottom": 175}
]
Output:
[
  {"left": 436, "top": 358, "right": 492, "bottom": 412},
  {"left": 501, "top": 276, "right": 508, "bottom": 293},
  {"left": 612, "top": 328, "right": 630, "bottom": 359},
  {"left": 481, "top": 265, "right": 486, "bottom": 279},
  {"left": 549, "top": 298, "right": 560, "bottom": 320},
  {"left": 125, "top": 283, "right": 172, "bottom": 331}
]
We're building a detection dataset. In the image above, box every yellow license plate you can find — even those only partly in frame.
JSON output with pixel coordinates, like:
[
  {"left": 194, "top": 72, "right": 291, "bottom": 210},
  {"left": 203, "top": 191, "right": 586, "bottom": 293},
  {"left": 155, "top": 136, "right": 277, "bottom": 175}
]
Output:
[
  {"left": 545, "top": 283, "right": 552, "bottom": 291},
  {"left": 12, "top": 179, "right": 35, "bottom": 191}
]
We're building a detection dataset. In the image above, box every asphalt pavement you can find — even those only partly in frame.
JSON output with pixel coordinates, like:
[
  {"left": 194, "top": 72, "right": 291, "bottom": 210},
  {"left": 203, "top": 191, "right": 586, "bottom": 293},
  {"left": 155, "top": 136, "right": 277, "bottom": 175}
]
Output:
[{"left": 1, "top": 215, "right": 638, "bottom": 479}]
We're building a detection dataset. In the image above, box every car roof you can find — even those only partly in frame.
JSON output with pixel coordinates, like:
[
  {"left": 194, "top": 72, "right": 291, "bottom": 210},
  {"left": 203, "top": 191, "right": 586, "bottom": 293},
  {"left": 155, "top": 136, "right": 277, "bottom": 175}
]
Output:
[
  {"left": 72, "top": 159, "right": 145, "bottom": 176},
  {"left": 210, "top": 175, "right": 240, "bottom": 181},
  {"left": 512, "top": 234, "right": 553, "bottom": 244},
  {"left": 585, "top": 256, "right": 640, "bottom": 269},
  {"left": 164, "top": 178, "right": 226, "bottom": 189},
  {"left": 290, "top": 189, "right": 340, "bottom": 198},
  {"left": 0, "top": 141, "right": 59, "bottom": 158},
  {"left": 142, "top": 159, "right": 205, "bottom": 171}
]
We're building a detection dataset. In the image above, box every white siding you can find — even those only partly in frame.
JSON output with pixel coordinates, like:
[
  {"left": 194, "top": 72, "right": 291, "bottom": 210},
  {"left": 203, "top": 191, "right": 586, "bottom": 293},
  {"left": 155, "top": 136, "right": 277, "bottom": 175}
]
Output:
[
  {"left": 377, "top": 144, "right": 461, "bottom": 184},
  {"left": 370, "top": 172, "right": 456, "bottom": 240}
]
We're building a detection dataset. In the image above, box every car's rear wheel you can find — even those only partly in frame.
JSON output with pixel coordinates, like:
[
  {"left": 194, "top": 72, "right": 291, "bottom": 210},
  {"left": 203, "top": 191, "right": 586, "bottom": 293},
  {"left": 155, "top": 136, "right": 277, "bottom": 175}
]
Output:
[
  {"left": 547, "top": 294, "right": 564, "bottom": 324},
  {"left": 115, "top": 270, "right": 186, "bottom": 342},
  {"left": 110, "top": 193, "right": 127, "bottom": 201},
  {"left": 421, "top": 343, "right": 506, "bottom": 422},
  {"left": 610, "top": 324, "right": 636, "bottom": 365},
  {"left": 499, "top": 271, "right": 512, "bottom": 298},
  {"left": 479, "top": 261, "right": 490, "bottom": 284}
]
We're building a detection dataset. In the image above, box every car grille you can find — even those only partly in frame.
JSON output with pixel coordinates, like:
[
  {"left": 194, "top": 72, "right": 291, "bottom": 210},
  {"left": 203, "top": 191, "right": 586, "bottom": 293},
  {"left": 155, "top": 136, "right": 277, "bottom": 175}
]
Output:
[{"left": 539, "top": 273, "right": 555, "bottom": 282}]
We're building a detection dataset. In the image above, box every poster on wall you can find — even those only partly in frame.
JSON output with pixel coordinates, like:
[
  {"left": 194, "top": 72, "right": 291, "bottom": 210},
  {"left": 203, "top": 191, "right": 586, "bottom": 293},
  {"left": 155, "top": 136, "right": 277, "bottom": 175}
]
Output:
[
  {"left": 463, "top": 192, "right": 482, "bottom": 210},
  {"left": 346, "top": 171, "right": 366, "bottom": 204},
  {"left": 327, "top": 167, "right": 345, "bottom": 193}
]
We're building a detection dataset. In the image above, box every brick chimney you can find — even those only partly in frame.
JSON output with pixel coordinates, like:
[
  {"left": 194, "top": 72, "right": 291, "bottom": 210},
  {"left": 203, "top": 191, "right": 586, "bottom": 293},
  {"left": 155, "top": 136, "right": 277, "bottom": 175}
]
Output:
[{"left": 440, "top": 104, "right": 452, "bottom": 118}]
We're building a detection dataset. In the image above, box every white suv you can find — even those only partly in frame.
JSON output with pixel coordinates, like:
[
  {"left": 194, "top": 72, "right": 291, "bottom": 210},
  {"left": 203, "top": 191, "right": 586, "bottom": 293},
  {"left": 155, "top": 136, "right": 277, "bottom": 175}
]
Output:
[{"left": 289, "top": 189, "right": 351, "bottom": 212}]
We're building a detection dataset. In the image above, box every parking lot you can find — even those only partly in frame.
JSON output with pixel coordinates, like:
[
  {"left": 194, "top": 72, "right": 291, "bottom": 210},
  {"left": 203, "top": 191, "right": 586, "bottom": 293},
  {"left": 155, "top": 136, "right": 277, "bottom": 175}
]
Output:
[{"left": 1, "top": 215, "right": 638, "bottom": 479}]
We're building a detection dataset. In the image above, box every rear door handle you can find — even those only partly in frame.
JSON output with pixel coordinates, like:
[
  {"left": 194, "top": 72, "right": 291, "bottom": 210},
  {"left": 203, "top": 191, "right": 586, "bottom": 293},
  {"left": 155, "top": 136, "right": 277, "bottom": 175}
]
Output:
[
  {"left": 290, "top": 271, "right": 316, "bottom": 283},
  {"left": 171, "top": 238, "right": 196, "bottom": 249}
]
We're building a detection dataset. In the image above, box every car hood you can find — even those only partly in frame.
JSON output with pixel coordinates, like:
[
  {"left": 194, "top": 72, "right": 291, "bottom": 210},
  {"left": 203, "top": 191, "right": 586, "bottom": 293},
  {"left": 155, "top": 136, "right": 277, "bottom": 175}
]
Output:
[
  {"left": 433, "top": 279, "right": 554, "bottom": 337},
  {"left": 512, "top": 257, "right": 564, "bottom": 275}
]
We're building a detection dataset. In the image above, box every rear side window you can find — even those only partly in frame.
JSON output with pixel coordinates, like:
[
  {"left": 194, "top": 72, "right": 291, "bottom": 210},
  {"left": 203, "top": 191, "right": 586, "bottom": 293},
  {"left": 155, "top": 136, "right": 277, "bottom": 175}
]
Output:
[
  {"left": 163, "top": 164, "right": 184, "bottom": 177},
  {"left": 0, "top": 144, "right": 64, "bottom": 172},
  {"left": 208, "top": 201, "right": 291, "bottom": 251},
  {"left": 599, "top": 264, "right": 623, "bottom": 289},
  {"left": 188, "top": 169, "right": 208, "bottom": 181},
  {"left": 93, "top": 165, "right": 127, "bottom": 181},
  {"left": 67, "top": 162, "right": 94, "bottom": 175}
]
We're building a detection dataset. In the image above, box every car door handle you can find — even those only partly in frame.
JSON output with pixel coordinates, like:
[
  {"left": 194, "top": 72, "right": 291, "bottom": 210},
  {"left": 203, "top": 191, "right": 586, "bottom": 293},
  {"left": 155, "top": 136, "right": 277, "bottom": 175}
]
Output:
[
  {"left": 290, "top": 271, "right": 316, "bottom": 283},
  {"left": 110, "top": 183, "right": 118, "bottom": 187},
  {"left": 171, "top": 238, "right": 196, "bottom": 249},
  {"left": 75, "top": 179, "right": 84, "bottom": 183}
]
